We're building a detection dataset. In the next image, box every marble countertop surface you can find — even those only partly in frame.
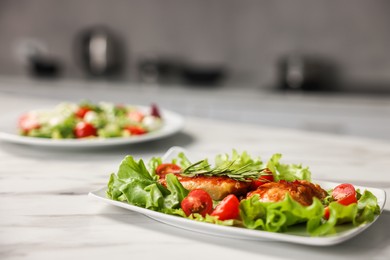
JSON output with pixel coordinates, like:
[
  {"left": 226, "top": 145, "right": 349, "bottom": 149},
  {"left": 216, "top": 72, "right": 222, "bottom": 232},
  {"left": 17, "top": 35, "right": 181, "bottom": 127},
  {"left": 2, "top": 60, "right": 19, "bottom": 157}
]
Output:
[{"left": 1, "top": 79, "right": 390, "bottom": 259}]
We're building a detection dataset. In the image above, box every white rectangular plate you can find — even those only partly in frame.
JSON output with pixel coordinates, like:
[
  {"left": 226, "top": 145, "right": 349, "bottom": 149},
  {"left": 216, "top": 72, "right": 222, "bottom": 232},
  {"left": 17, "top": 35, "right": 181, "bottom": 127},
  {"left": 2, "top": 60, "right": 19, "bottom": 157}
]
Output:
[{"left": 88, "top": 147, "right": 386, "bottom": 246}]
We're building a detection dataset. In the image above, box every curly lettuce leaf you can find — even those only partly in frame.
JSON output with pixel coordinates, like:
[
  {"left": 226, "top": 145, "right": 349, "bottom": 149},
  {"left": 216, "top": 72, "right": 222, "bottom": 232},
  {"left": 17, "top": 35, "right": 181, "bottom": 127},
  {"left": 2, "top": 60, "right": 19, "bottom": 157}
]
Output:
[
  {"left": 239, "top": 195, "right": 267, "bottom": 230},
  {"left": 177, "top": 152, "right": 196, "bottom": 169},
  {"left": 240, "top": 194, "right": 324, "bottom": 234},
  {"left": 215, "top": 149, "right": 263, "bottom": 171},
  {"left": 267, "top": 153, "right": 311, "bottom": 182},
  {"left": 147, "top": 156, "right": 163, "bottom": 176},
  {"left": 117, "top": 156, "right": 155, "bottom": 181},
  {"left": 106, "top": 173, "right": 127, "bottom": 202},
  {"left": 355, "top": 190, "right": 381, "bottom": 225},
  {"left": 310, "top": 202, "right": 358, "bottom": 236},
  {"left": 107, "top": 156, "right": 188, "bottom": 211},
  {"left": 163, "top": 173, "right": 189, "bottom": 209},
  {"left": 240, "top": 189, "right": 381, "bottom": 236}
]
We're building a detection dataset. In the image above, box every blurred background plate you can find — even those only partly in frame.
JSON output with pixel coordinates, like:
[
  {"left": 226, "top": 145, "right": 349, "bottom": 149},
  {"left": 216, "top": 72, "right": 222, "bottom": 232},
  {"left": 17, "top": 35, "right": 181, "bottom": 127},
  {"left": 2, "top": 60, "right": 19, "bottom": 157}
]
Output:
[{"left": 0, "top": 107, "right": 184, "bottom": 148}]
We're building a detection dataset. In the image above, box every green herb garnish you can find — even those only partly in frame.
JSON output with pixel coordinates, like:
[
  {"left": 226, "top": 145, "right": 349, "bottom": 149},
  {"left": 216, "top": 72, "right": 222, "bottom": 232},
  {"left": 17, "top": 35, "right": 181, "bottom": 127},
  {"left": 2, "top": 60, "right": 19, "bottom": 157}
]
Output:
[
  {"left": 176, "top": 150, "right": 265, "bottom": 181},
  {"left": 181, "top": 159, "right": 266, "bottom": 181}
]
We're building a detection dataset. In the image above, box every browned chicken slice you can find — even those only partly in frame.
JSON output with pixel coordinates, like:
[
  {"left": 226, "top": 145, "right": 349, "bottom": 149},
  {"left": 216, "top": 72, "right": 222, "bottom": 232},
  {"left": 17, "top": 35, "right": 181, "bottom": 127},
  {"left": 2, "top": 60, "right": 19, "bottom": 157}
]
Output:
[
  {"left": 247, "top": 180, "right": 327, "bottom": 206},
  {"left": 158, "top": 174, "right": 252, "bottom": 201}
]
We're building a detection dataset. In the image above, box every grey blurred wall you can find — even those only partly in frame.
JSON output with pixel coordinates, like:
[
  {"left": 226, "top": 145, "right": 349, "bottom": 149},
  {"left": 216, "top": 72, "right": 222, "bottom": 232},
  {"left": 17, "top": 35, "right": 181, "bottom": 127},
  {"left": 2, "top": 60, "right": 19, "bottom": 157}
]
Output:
[{"left": 1, "top": 0, "right": 390, "bottom": 91}]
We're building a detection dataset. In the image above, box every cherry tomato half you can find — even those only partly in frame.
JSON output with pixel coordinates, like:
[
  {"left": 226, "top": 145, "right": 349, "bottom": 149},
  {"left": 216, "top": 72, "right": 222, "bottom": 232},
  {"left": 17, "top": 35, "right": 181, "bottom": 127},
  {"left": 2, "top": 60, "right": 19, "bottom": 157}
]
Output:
[
  {"left": 126, "top": 125, "right": 147, "bottom": 135},
  {"left": 324, "top": 183, "right": 357, "bottom": 220},
  {"left": 155, "top": 163, "right": 181, "bottom": 177},
  {"left": 128, "top": 111, "right": 145, "bottom": 122},
  {"left": 210, "top": 194, "right": 240, "bottom": 220},
  {"left": 181, "top": 189, "right": 213, "bottom": 217},
  {"left": 323, "top": 206, "right": 330, "bottom": 220},
  {"left": 74, "top": 122, "right": 97, "bottom": 138},
  {"left": 251, "top": 169, "right": 274, "bottom": 189},
  {"left": 75, "top": 107, "right": 91, "bottom": 119},
  {"left": 18, "top": 113, "right": 40, "bottom": 133},
  {"left": 332, "top": 183, "right": 357, "bottom": 206}
]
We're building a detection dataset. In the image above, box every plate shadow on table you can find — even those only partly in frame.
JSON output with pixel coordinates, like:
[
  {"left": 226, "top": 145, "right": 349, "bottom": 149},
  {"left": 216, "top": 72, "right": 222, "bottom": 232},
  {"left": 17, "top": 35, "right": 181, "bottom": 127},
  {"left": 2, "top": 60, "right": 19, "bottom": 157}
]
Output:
[
  {"left": 0, "top": 131, "right": 196, "bottom": 161},
  {"left": 98, "top": 205, "right": 390, "bottom": 259}
]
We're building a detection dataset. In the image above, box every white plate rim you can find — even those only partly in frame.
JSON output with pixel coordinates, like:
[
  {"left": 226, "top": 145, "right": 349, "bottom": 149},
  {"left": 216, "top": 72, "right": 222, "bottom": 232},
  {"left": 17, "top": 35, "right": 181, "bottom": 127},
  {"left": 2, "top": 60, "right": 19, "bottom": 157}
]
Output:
[{"left": 0, "top": 106, "right": 184, "bottom": 147}]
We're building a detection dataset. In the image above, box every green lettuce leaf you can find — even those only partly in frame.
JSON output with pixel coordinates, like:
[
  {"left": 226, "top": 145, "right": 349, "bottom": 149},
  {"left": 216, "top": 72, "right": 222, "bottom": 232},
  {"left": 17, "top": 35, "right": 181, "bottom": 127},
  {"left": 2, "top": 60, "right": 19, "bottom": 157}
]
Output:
[
  {"left": 240, "top": 188, "right": 380, "bottom": 237},
  {"left": 215, "top": 149, "right": 263, "bottom": 171},
  {"left": 107, "top": 156, "right": 188, "bottom": 211},
  {"left": 310, "top": 202, "right": 358, "bottom": 236},
  {"left": 187, "top": 213, "right": 235, "bottom": 226},
  {"left": 267, "top": 153, "right": 311, "bottom": 181},
  {"left": 239, "top": 195, "right": 267, "bottom": 230},
  {"left": 163, "top": 173, "right": 189, "bottom": 209},
  {"left": 354, "top": 190, "right": 381, "bottom": 225},
  {"left": 240, "top": 194, "right": 324, "bottom": 234},
  {"left": 177, "top": 152, "right": 195, "bottom": 169},
  {"left": 148, "top": 157, "right": 163, "bottom": 176}
]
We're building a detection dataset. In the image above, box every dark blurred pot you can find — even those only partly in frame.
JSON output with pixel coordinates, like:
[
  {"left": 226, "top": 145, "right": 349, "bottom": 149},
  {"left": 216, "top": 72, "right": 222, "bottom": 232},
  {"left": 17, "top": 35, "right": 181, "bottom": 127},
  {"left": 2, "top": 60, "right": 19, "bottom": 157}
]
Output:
[
  {"left": 180, "top": 63, "right": 226, "bottom": 86},
  {"left": 74, "top": 26, "right": 125, "bottom": 78}
]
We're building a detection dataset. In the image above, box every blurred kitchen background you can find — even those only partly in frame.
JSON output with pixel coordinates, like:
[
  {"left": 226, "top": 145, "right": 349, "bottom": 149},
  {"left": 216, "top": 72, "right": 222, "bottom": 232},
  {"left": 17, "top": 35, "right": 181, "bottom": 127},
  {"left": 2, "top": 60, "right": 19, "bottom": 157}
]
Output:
[{"left": 0, "top": 0, "right": 389, "bottom": 140}]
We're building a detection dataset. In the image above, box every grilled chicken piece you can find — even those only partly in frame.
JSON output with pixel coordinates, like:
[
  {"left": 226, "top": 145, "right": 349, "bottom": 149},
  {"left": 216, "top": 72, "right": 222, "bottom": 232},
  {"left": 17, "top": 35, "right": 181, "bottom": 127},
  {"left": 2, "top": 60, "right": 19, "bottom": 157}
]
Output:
[
  {"left": 247, "top": 180, "right": 327, "bottom": 206},
  {"left": 158, "top": 174, "right": 252, "bottom": 201}
]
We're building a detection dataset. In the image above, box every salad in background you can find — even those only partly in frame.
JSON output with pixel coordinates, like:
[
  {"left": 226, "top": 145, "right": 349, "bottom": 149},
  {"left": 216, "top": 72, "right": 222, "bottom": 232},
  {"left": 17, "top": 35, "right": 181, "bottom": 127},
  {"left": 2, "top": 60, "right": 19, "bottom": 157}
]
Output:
[{"left": 18, "top": 101, "right": 163, "bottom": 139}]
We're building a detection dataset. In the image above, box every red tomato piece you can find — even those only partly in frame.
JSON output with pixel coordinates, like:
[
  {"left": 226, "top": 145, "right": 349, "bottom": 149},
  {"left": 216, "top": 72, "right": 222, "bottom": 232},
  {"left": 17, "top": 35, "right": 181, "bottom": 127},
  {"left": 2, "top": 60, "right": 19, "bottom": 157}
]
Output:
[
  {"left": 251, "top": 169, "right": 274, "bottom": 189},
  {"left": 323, "top": 206, "right": 330, "bottom": 220},
  {"left": 128, "top": 111, "right": 145, "bottom": 122},
  {"left": 126, "top": 125, "right": 147, "bottom": 135},
  {"left": 332, "top": 183, "right": 357, "bottom": 206},
  {"left": 74, "top": 122, "right": 97, "bottom": 138},
  {"left": 75, "top": 107, "right": 91, "bottom": 119},
  {"left": 324, "top": 183, "right": 357, "bottom": 220},
  {"left": 210, "top": 194, "right": 240, "bottom": 220},
  {"left": 181, "top": 189, "right": 213, "bottom": 217},
  {"left": 252, "top": 175, "right": 274, "bottom": 188},
  {"left": 156, "top": 163, "right": 181, "bottom": 178},
  {"left": 19, "top": 113, "right": 40, "bottom": 133}
]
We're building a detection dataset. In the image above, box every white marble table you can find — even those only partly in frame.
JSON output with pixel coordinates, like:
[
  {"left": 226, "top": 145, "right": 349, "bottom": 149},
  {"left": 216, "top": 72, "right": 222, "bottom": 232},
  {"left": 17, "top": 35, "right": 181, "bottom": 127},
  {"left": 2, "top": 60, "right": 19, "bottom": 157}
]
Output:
[{"left": 1, "top": 84, "right": 390, "bottom": 259}]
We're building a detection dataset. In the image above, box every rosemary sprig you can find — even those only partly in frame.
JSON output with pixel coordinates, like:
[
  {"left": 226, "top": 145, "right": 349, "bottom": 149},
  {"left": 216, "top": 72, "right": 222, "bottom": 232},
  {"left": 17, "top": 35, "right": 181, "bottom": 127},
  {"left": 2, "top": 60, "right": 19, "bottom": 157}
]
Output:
[{"left": 181, "top": 159, "right": 266, "bottom": 182}]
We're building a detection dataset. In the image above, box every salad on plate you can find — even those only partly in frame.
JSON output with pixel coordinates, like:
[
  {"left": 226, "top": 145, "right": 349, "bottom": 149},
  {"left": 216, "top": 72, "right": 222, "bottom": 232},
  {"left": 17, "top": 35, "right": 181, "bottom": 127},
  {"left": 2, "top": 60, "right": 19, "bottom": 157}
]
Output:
[
  {"left": 18, "top": 101, "right": 163, "bottom": 139},
  {"left": 105, "top": 149, "right": 382, "bottom": 237}
]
